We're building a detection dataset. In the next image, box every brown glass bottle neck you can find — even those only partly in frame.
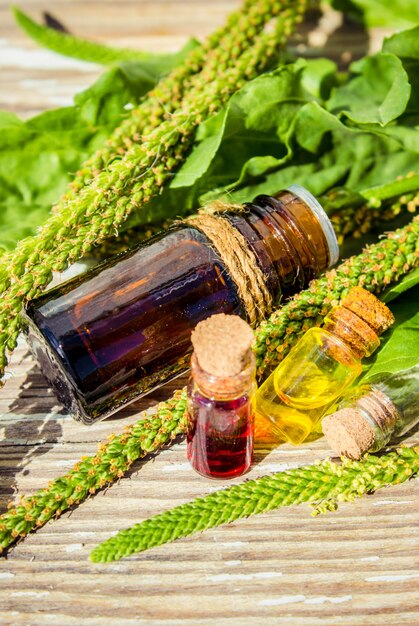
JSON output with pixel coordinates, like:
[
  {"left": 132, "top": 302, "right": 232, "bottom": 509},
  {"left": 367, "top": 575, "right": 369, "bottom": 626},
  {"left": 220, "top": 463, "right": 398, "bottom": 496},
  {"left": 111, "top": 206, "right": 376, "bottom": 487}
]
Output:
[
  {"left": 223, "top": 189, "right": 337, "bottom": 303},
  {"left": 260, "top": 191, "right": 330, "bottom": 276}
]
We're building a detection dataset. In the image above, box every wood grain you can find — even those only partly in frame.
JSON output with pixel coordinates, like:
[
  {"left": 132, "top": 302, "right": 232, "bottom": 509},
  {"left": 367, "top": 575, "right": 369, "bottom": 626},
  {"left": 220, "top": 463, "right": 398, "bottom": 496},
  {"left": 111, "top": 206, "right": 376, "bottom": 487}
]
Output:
[{"left": 0, "top": 2, "right": 418, "bottom": 624}]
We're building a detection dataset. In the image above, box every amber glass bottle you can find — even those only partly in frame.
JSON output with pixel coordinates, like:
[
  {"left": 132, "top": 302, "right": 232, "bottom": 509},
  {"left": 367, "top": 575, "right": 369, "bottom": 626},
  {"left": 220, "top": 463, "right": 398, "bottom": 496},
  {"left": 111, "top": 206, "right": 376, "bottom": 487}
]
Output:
[{"left": 24, "top": 185, "right": 338, "bottom": 424}]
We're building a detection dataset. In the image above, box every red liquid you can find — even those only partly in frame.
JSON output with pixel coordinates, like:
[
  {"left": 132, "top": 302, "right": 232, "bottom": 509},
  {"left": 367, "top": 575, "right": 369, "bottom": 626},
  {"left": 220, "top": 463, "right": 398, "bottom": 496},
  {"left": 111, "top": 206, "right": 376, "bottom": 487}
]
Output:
[{"left": 187, "top": 391, "right": 254, "bottom": 479}]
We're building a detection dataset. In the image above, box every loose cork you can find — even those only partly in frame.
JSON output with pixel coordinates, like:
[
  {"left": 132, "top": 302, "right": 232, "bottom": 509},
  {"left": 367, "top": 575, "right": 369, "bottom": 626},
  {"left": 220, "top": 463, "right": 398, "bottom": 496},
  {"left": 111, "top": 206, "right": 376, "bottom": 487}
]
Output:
[
  {"left": 322, "top": 409, "right": 376, "bottom": 460},
  {"left": 191, "top": 313, "right": 254, "bottom": 377},
  {"left": 340, "top": 287, "right": 395, "bottom": 334}
]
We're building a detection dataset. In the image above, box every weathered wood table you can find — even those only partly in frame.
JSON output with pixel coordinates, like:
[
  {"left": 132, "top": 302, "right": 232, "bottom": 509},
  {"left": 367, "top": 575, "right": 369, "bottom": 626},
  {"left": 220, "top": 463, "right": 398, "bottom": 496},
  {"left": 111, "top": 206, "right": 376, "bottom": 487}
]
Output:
[{"left": 0, "top": 2, "right": 418, "bottom": 624}]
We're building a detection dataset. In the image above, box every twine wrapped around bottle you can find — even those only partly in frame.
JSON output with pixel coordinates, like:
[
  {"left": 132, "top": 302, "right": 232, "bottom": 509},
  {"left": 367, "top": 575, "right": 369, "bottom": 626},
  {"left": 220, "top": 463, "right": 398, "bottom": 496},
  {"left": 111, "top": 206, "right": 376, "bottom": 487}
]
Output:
[{"left": 186, "top": 206, "right": 273, "bottom": 327}]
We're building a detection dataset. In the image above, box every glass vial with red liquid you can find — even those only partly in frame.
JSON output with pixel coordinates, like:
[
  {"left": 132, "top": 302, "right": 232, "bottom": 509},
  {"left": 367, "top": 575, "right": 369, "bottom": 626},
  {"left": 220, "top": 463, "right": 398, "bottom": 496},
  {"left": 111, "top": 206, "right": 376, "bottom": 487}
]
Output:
[
  {"left": 187, "top": 314, "right": 256, "bottom": 479},
  {"left": 24, "top": 185, "right": 338, "bottom": 424}
]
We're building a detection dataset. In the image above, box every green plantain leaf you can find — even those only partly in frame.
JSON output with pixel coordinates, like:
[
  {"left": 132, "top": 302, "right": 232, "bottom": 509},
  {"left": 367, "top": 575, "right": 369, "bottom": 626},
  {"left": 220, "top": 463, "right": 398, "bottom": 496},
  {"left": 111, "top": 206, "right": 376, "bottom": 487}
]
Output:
[
  {"left": 383, "top": 26, "right": 419, "bottom": 60},
  {"left": 170, "top": 63, "right": 307, "bottom": 192},
  {"left": 383, "top": 268, "right": 419, "bottom": 303},
  {"left": 361, "top": 286, "right": 419, "bottom": 382},
  {"left": 328, "top": 0, "right": 419, "bottom": 28},
  {"left": 327, "top": 53, "right": 411, "bottom": 126}
]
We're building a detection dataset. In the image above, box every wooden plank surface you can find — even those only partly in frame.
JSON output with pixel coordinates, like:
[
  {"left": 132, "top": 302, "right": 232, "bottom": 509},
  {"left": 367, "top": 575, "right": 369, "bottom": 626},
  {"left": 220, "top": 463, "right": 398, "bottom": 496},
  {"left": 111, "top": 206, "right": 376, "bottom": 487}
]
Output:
[{"left": 0, "top": 2, "right": 418, "bottom": 625}]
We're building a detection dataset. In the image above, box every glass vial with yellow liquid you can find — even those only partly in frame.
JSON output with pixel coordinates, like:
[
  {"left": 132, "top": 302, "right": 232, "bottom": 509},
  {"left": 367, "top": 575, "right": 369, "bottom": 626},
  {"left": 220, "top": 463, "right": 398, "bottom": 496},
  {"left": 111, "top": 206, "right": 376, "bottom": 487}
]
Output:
[{"left": 254, "top": 287, "right": 395, "bottom": 445}]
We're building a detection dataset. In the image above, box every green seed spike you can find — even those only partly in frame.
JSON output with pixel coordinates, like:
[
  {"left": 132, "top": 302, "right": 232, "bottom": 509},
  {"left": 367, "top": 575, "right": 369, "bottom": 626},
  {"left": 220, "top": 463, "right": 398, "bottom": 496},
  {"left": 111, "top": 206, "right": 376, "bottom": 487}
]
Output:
[
  {"left": 330, "top": 192, "right": 418, "bottom": 243},
  {"left": 0, "top": 389, "right": 187, "bottom": 554},
  {"left": 63, "top": 0, "right": 299, "bottom": 191},
  {"left": 0, "top": 0, "right": 308, "bottom": 378},
  {"left": 326, "top": 173, "right": 419, "bottom": 243},
  {"left": 0, "top": 218, "right": 417, "bottom": 553},
  {"left": 90, "top": 446, "right": 419, "bottom": 562}
]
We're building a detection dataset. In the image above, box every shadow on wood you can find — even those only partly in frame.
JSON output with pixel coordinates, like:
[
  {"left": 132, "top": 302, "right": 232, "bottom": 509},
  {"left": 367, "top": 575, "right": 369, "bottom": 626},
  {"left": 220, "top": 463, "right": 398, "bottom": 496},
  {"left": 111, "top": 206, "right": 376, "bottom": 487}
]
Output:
[{"left": 0, "top": 365, "right": 63, "bottom": 513}]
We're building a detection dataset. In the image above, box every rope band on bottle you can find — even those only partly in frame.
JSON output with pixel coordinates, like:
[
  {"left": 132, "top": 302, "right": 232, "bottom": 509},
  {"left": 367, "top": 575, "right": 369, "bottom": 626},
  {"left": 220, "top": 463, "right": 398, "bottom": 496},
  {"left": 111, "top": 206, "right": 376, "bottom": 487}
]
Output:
[{"left": 186, "top": 210, "right": 273, "bottom": 326}]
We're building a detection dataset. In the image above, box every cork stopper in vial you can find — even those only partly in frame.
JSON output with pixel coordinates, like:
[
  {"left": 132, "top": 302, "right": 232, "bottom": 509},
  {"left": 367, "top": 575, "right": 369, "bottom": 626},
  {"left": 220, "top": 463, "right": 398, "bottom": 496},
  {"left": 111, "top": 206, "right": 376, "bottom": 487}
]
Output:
[
  {"left": 322, "top": 408, "right": 376, "bottom": 459},
  {"left": 322, "top": 386, "right": 401, "bottom": 459},
  {"left": 191, "top": 313, "right": 254, "bottom": 377},
  {"left": 324, "top": 287, "right": 395, "bottom": 359},
  {"left": 340, "top": 287, "right": 395, "bottom": 335},
  {"left": 191, "top": 314, "right": 255, "bottom": 398}
]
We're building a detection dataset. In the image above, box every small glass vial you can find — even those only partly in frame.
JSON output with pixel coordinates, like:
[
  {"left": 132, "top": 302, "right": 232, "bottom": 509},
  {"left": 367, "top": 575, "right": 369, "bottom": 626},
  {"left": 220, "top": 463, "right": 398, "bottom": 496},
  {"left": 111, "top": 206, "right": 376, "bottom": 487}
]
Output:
[
  {"left": 186, "top": 314, "right": 256, "bottom": 479},
  {"left": 323, "top": 365, "right": 419, "bottom": 459},
  {"left": 24, "top": 185, "right": 338, "bottom": 424},
  {"left": 254, "top": 287, "right": 395, "bottom": 445}
]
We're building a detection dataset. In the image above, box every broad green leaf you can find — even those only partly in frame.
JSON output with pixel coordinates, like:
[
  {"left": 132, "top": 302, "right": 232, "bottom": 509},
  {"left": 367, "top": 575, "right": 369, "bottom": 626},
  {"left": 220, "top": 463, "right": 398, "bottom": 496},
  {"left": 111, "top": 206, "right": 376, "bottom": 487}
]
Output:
[
  {"left": 0, "top": 111, "right": 23, "bottom": 128},
  {"left": 170, "top": 63, "right": 308, "bottom": 195},
  {"left": 170, "top": 110, "right": 228, "bottom": 189},
  {"left": 293, "top": 101, "right": 346, "bottom": 153},
  {"left": 170, "top": 42, "right": 419, "bottom": 212},
  {"left": 383, "top": 268, "right": 419, "bottom": 303},
  {"left": 383, "top": 26, "right": 419, "bottom": 60},
  {"left": 383, "top": 29, "right": 419, "bottom": 116},
  {"left": 327, "top": 53, "right": 411, "bottom": 126},
  {"left": 329, "top": 0, "right": 419, "bottom": 28},
  {"left": 362, "top": 287, "right": 419, "bottom": 382},
  {"left": 300, "top": 58, "right": 338, "bottom": 100}
]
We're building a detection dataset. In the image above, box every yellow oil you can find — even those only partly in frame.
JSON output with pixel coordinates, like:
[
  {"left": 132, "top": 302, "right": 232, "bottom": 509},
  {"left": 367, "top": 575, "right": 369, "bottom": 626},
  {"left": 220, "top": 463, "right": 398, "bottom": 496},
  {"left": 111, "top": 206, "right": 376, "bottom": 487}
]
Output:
[{"left": 254, "top": 328, "right": 362, "bottom": 445}]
